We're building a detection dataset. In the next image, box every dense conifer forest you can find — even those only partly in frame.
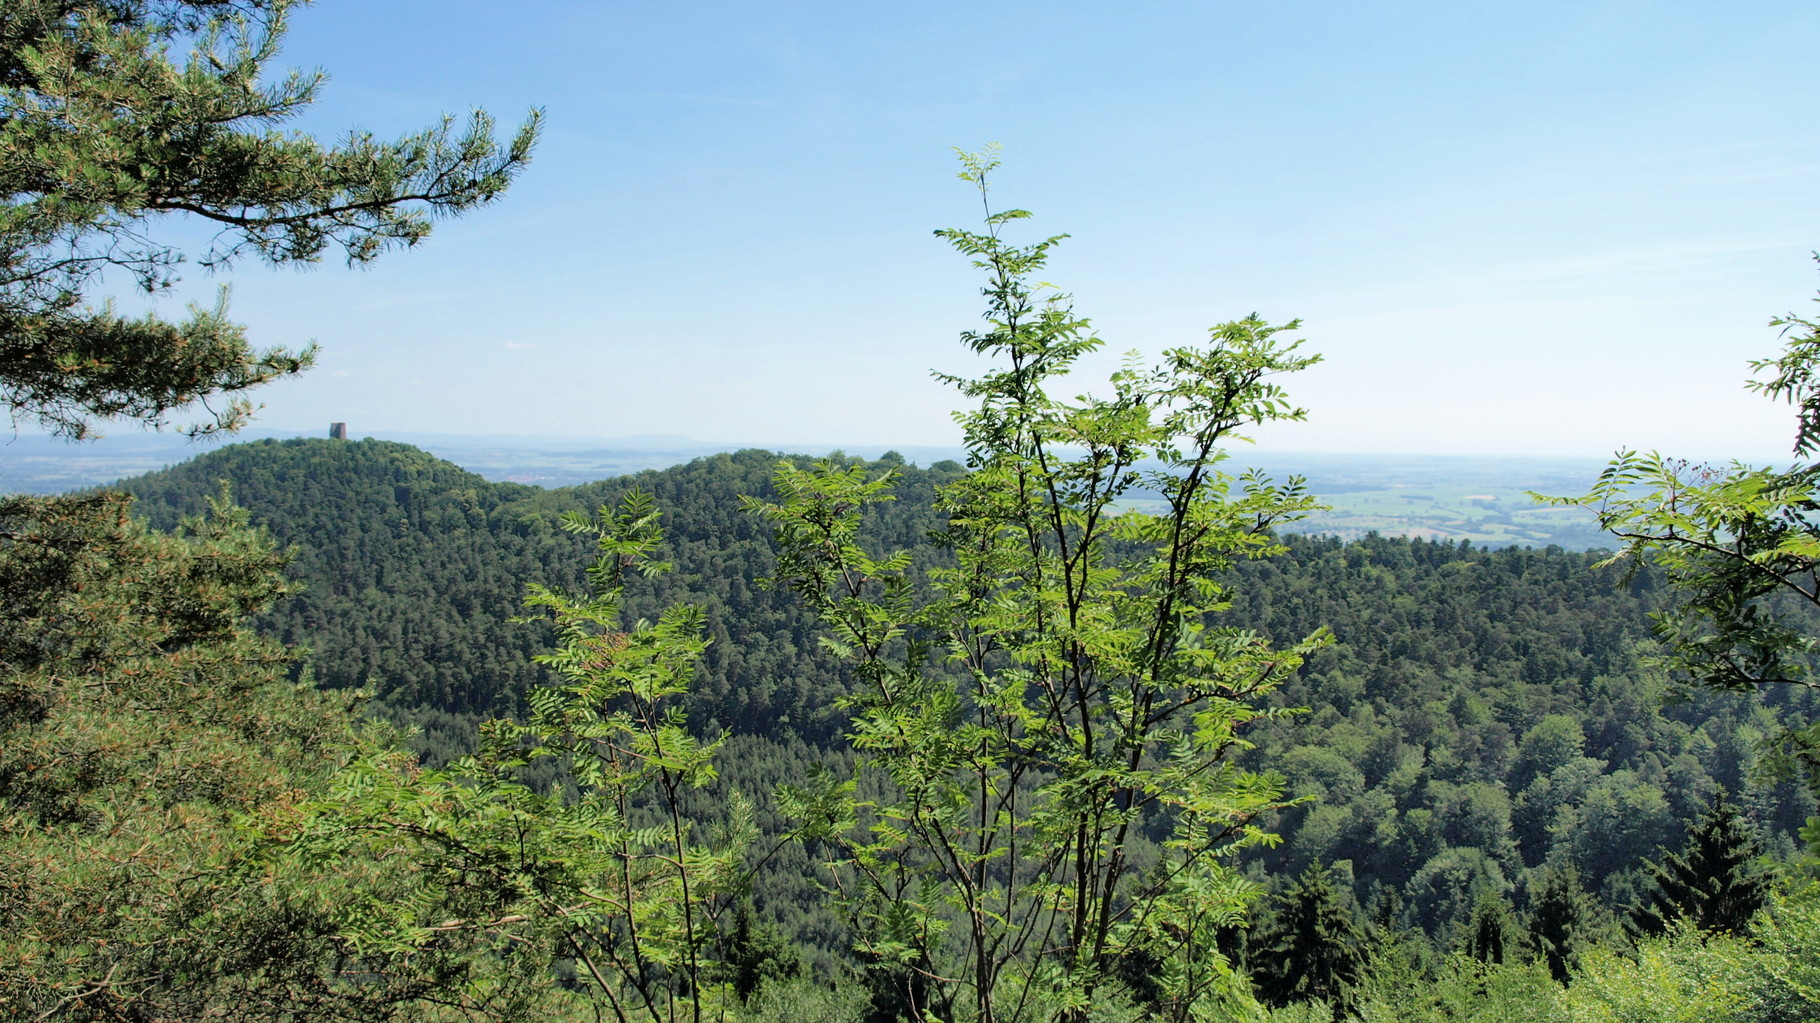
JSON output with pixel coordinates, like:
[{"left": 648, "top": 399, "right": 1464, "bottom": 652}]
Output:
[
  {"left": 7, "top": 6, "right": 1820, "bottom": 1017},
  {"left": 110, "top": 435, "right": 1820, "bottom": 1015}
]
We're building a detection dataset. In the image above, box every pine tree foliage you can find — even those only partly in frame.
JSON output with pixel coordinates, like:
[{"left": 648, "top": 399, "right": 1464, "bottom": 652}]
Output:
[
  {"left": 1526, "top": 864, "right": 1596, "bottom": 983},
  {"left": 0, "top": 4, "right": 541, "bottom": 1015},
  {"left": 1461, "top": 890, "right": 1517, "bottom": 966},
  {"left": 1630, "top": 798, "right": 1773, "bottom": 937},
  {"left": 1250, "top": 863, "right": 1366, "bottom": 1012},
  {"left": 720, "top": 900, "right": 802, "bottom": 1002},
  {"left": 0, "top": 489, "right": 411, "bottom": 1019},
  {"left": 1, "top": 0, "right": 540, "bottom": 438}
]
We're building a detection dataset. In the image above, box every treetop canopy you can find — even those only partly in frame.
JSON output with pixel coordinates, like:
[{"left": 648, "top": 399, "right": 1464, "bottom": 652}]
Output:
[{"left": 0, "top": 0, "right": 540, "bottom": 439}]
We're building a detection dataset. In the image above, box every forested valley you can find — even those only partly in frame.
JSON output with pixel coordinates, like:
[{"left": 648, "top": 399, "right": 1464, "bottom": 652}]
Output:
[
  {"left": 93, "top": 434, "right": 1820, "bottom": 1019},
  {"left": 7, "top": 4, "right": 1820, "bottom": 1019}
]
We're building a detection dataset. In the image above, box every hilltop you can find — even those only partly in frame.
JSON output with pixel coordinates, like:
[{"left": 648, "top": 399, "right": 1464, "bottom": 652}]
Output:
[
  {"left": 114, "top": 438, "right": 1818, "bottom": 944},
  {"left": 6, "top": 430, "right": 1620, "bottom": 547}
]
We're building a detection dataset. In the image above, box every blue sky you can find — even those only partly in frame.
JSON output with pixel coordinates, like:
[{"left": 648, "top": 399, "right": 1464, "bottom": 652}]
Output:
[{"left": 105, "top": 0, "right": 1820, "bottom": 457}]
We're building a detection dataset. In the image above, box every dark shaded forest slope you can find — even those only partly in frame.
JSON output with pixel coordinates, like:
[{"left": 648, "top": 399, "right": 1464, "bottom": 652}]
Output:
[{"left": 121, "top": 438, "right": 1818, "bottom": 941}]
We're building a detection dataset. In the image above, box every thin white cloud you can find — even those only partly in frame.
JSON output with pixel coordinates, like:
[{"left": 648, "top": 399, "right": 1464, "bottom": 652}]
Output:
[
  {"left": 505, "top": 340, "right": 538, "bottom": 351},
  {"left": 330, "top": 369, "right": 349, "bottom": 377}
]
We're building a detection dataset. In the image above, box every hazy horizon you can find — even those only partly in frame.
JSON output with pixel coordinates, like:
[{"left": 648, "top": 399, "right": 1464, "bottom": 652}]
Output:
[
  {"left": 38, "top": 0, "right": 1816, "bottom": 463},
  {"left": 4, "top": 423, "right": 1794, "bottom": 467}
]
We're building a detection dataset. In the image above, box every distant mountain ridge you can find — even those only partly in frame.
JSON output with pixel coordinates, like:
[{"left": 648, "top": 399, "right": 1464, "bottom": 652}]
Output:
[
  {"left": 120, "top": 438, "right": 951, "bottom": 742},
  {"left": 12, "top": 427, "right": 1621, "bottom": 546},
  {"left": 115, "top": 438, "right": 1629, "bottom": 728},
  {"left": 113, "top": 436, "right": 1820, "bottom": 939}
]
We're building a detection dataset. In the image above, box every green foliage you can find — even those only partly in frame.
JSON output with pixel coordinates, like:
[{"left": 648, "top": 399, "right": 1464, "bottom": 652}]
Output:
[
  {"left": 0, "top": 489, "right": 403, "bottom": 1019},
  {"left": 1545, "top": 451, "right": 1820, "bottom": 702},
  {"left": 1744, "top": 882, "right": 1820, "bottom": 1023},
  {"left": 0, "top": 5, "right": 542, "bottom": 1013},
  {"left": 1, "top": 0, "right": 539, "bottom": 438},
  {"left": 1250, "top": 864, "right": 1367, "bottom": 1013},
  {"left": 736, "top": 971, "right": 876, "bottom": 1023},
  {"left": 720, "top": 900, "right": 802, "bottom": 1001},
  {"left": 1461, "top": 890, "right": 1519, "bottom": 966},
  {"left": 124, "top": 438, "right": 556, "bottom": 719},
  {"left": 1566, "top": 926, "right": 1761, "bottom": 1023},
  {"left": 117, "top": 437, "right": 1820, "bottom": 955},
  {"left": 1629, "top": 798, "right": 1772, "bottom": 937},
  {"left": 753, "top": 149, "right": 1325, "bottom": 1023},
  {"left": 122, "top": 440, "right": 961, "bottom": 740},
  {"left": 1541, "top": 278, "right": 1820, "bottom": 806},
  {"left": 1296, "top": 902, "right": 1820, "bottom": 1023},
  {"left": 1528, "top": 865, "right": 1599, "bottom": 983},
  {"left": 45, "top": 137, "right": 1820, "bottom": 1018},
  {"left": 1749, "top": 293, "right": 1820, "bottom": 463},
  {"left": 1238, "top": 532, "right": 1817, "bottom": 932},
  {"left": 293, "top": 491, "right": 749, "bottom": 1022},
  {"left": 1394, "top": 847, "right": 1507, "bottom": 949},
  {"left": 1339, "top": 953, "right": 1566, "bottom": 1023},
  {"left": 1513, "top": 716, "right": 1588, "bottom": 793}
]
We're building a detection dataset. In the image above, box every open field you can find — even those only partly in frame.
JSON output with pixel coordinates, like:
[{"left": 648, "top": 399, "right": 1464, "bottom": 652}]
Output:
[
  {"left": 1116, "top": 453, "right": 1616, "bottom": 549},
  {"left": 1241, "top": 452, "right": 1617, "bottom": 549},
  {"left": 4, "top": 435, "right": 1621, "bottom": 548},
  {"left": 1284, "top": 483, "right": 1606, "bottom": 548}
]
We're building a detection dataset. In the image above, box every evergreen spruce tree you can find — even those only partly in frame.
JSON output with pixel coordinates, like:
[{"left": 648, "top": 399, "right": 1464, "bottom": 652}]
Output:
[
  {"left": 1251, "top": 864, "right": 1367, "bottom": 1013},
  {"left": 721, "top": 901, "right": 803, "bottom": 1002},
  {"left": 1528, "top": 864, "right": 1595, "bottom": 983},
  {"left": 1461, "top": 890, "right": 1518, "bottom": 965},
  {"left": 1629, "top": 798, "right": 1772, "bottom": 936},
  {"left": 1362, "top": 886, "right": 1422, "bottom": 976},
  {"left": 1353, "top": 887, "right": 1430, "bottom": 1013}
]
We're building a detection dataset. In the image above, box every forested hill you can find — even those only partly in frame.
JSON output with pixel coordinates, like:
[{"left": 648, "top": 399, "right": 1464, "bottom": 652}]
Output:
[
  {"left": 122, "top": 439, "right": 962, "bottom": 744},
  {"left": 116, "top": 438, "right": 1665, "bottom": 741},
  {"left": 120, "top": 437, "right": 1819, "bottom": 938}
]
